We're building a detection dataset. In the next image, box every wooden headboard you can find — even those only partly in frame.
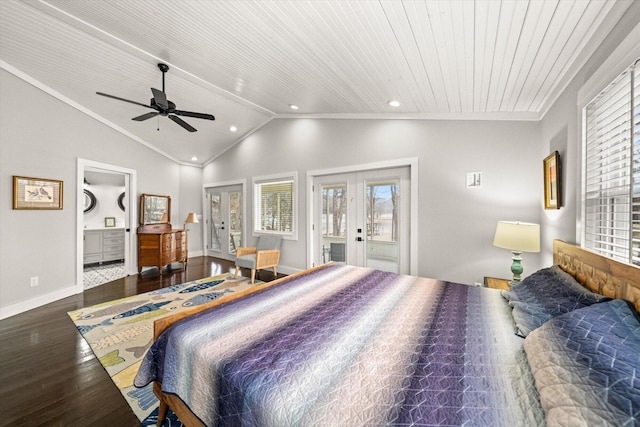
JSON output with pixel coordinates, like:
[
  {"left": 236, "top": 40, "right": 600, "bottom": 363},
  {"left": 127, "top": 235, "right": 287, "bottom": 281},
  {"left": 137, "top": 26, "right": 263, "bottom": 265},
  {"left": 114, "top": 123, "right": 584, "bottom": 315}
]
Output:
[{"left": 553, "top": 240, "right": 640, "bottom": 312}]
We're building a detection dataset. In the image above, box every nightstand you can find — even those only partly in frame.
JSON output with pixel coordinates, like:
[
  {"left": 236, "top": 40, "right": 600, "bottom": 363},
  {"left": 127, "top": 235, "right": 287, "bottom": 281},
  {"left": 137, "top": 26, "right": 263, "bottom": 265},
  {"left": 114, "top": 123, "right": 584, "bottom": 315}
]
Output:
[{"left": 484, "top": 277, "right": 510, "bottom": 290}]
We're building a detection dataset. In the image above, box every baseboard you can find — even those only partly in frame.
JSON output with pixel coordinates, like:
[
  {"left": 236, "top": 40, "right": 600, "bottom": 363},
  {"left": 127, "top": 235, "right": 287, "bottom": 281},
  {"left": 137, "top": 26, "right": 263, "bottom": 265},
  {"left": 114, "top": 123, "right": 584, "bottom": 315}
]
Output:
[{"left": 0, "top": 284, "right": 81, "bottom": 320}]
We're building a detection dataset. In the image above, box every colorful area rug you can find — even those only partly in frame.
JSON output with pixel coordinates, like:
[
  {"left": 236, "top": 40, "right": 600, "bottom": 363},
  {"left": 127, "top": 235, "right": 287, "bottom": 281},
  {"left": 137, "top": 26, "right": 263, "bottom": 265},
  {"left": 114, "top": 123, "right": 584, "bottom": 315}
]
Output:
[{"left": 68, "top": 274, "right": 260, "bottom": 425}]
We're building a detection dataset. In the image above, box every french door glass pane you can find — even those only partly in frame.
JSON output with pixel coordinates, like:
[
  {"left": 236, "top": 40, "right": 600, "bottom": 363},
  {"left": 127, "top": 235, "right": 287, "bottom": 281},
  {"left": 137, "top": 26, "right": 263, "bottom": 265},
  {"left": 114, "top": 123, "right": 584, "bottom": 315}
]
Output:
[
  {"left": 229, "top": 191, "right": 242, "bottom": 254},
  {"left": 365, "top": 180, "right": 399, "bottom": 272},
  {"left": 321, "top": 184, "right": 347, "bottom": 264},
  {"left": 210, "top": 193, "right": 222, "bottom": 252}
]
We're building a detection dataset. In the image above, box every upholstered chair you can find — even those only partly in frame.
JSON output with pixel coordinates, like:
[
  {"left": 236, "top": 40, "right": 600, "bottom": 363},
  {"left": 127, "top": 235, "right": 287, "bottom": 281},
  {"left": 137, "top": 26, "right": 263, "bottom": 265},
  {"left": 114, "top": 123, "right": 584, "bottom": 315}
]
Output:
[{"left": 234, "top": 235, "right": 282, "bottom": 284}]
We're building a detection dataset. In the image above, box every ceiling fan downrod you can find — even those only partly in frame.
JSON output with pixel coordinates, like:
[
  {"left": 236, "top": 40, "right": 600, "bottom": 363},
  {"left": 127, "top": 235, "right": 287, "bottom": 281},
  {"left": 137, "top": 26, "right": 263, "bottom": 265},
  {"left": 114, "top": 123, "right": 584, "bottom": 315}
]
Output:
[{"left": 158, "top": 63, "right": 169, "bottom": 93}]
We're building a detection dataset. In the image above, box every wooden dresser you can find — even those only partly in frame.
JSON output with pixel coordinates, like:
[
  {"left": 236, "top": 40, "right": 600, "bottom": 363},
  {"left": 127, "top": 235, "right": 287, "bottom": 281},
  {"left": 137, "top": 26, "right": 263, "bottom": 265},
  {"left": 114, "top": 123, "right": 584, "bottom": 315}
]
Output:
[{"left": 137, "top": 223, "right": 187, "bottom": 273}]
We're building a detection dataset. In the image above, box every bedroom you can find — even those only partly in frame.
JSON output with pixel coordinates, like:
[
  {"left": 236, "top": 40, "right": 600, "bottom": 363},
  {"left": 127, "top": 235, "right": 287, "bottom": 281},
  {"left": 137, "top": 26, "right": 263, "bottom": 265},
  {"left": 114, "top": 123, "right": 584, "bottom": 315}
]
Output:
[{"left": 0, "top": 0, "right": 639, "bottom": 425}]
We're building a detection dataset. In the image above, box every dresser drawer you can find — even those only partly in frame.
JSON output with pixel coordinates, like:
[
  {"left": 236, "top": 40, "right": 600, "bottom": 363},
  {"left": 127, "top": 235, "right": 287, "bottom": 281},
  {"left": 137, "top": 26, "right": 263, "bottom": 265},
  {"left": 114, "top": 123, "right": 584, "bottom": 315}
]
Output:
[
  {"left": 162, "top": 241, "right": 174, "bottom": 252},
  {"left": 104, "top": 243, "right": 124, "bottom": 253},
  {"left": 103, "top": 236, "right": 124, "bottom": 246},
  {"left": 83, "top": 254, "right": 102, "bottom": 264},
  {"left": 102, "top": 251, "right": 124, "bottom": 262},
  {"left": 161, "top": 251, "right": 176, "bottom": 266},
  {"left": 103, "top": 229, "right": 124, "bottom": 239}
]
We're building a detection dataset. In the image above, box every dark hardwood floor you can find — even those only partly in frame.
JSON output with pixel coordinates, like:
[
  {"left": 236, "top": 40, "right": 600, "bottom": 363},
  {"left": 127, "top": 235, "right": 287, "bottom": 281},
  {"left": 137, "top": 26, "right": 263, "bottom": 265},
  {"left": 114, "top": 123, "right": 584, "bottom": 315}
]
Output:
[{"left": 0, "top": 257, "right": 282, "bottom": 427}]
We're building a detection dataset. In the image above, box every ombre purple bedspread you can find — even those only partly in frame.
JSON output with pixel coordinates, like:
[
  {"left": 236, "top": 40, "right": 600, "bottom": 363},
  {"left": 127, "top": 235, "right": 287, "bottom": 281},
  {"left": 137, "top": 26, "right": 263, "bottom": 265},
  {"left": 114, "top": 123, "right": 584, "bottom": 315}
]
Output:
[{"left": 135, "top": 264, "right": 544, "bottom": 426}]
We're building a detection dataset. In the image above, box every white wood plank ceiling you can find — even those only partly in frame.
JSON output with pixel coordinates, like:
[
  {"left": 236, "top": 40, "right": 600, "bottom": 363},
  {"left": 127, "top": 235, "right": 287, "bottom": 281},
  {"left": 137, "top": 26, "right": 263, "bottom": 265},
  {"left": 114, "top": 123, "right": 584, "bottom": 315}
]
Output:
[{"left": 0, "top": 0, "right": 633, "bottom": 165}]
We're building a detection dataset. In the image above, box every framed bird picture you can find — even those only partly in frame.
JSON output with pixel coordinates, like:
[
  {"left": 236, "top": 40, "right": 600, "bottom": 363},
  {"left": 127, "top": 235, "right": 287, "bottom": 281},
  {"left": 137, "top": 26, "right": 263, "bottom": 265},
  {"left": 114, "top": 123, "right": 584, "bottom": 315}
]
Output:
[{"left": 13, "top": 176, "right": 63, "bottom": 210}]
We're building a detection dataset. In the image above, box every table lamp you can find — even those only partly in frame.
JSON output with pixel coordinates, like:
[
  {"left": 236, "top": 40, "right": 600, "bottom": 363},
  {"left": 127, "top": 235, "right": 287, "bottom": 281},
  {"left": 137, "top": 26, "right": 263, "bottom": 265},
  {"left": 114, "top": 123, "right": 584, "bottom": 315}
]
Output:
[
  {"left": 183, "top": 212, "right": 199, "bottom": 230},
  {"left": 493, "top": 221, "right": 540, "bottom": 286}
]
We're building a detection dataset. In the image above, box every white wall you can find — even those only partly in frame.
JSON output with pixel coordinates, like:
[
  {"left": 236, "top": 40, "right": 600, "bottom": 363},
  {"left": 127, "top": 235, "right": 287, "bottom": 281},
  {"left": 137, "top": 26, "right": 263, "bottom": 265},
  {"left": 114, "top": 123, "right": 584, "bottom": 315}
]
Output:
[
  {"left": 203, "top": 118, "right": 542, "bottom": 285},
  {"left": 83, "top": 183, "right": 126, "bottom": 230},
  {"left": 179, "top": 165, "right": 204, "bottom": 256},
  {"left": 0, "top": 69, "right": 185, "bottom": 317}
]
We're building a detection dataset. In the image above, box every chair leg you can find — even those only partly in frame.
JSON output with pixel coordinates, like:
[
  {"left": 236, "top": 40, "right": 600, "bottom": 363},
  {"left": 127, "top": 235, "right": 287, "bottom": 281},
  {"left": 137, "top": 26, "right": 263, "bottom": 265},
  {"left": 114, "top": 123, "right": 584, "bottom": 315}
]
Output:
[
  {"left": 233, "top": 265, "right": 238, "bottom": 279},
  {"left": 273, "top": 266, "right": 277, "bottom": 277},
  {"left": 250, "top": 269, "right": 256, "bottom": 284}
]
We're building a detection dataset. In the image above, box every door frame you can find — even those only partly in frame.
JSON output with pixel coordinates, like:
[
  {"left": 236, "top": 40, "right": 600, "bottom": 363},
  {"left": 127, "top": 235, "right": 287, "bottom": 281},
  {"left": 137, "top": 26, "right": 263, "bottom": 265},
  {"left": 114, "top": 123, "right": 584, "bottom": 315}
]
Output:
[
  {"left": 76, "top": 158, "right": 137, "bottom": 293},
  {"left": 307, "top": 157, "right": 418, "bottom": 275},
  {"left": 202, "top": 179, "right": 246, "bottom": 261}
]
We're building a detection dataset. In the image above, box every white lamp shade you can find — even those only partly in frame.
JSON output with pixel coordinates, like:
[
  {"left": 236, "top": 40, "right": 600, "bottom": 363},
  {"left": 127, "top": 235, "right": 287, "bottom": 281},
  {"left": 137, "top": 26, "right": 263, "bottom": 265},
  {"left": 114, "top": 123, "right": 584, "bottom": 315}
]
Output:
[
  {"left": 493, "top": 221, "right": 540, "bottom": 252},
  {"left": 184, "top": 212, "right": 199, "bottom": 224}
]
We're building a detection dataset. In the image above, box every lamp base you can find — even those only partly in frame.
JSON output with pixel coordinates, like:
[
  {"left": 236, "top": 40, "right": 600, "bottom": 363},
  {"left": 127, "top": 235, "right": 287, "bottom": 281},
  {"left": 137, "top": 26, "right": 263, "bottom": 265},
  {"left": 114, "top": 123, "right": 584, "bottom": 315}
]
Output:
[{"left": 509, "top": 251, "right": 523, "bottom": 286}]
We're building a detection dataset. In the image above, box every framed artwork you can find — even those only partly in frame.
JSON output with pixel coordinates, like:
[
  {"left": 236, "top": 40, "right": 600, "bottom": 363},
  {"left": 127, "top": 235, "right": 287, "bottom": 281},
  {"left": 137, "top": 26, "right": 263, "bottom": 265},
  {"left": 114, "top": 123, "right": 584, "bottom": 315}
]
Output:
[
  {"left": 13, "top": 176, "right": 63, "bottom": 210},
  {"left": 105, "top": 217, "right": 116, "bottom": 227},
  {"left": 543, "top": 151, "right": 562, "bottom": 209}
]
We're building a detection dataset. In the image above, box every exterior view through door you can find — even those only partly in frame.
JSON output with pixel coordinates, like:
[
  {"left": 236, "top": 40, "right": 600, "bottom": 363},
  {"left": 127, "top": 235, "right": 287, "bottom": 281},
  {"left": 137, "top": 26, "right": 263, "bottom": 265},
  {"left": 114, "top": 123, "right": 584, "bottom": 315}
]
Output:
[
  {"left": 206, "top": 185, "right": 243, "bottom": 261},
  {"left": 313, "top": 167, "right": 410, "bottom": 274}
]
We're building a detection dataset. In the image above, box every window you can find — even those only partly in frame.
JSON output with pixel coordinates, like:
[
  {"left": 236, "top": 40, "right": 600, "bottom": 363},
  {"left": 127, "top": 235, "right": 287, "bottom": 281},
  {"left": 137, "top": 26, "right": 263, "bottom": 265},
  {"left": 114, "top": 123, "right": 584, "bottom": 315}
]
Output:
[
  {"left": 253, "top": 172, "right": 297, "bottom": 239},
  {"left": 583, "top": 58, "right": 640, "bottom": 266}
]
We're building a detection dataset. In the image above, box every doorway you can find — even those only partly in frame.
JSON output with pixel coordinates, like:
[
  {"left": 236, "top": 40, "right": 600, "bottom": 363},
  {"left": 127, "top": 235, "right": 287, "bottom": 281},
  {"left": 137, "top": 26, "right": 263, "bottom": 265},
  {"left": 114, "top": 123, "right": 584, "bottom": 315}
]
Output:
[
  {"left": 204, "top": 182, "right": 245, "bottom": 261},
  {"left": 312, "top": 167, "right": 410, "bottom": 274},
  {"left": 76, "top": 159, "right": 137, "bottom": 293}
]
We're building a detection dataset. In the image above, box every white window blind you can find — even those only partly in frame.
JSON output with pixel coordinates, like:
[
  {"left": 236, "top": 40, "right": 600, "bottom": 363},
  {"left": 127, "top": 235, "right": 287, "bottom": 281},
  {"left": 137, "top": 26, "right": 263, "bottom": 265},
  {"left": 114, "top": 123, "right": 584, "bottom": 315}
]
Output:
[
  {"left": 584, "top": 58, "right": 639, "bottom": 266},
  {"left": 255, "top": 179, "right": 295, "bottom": 235}
]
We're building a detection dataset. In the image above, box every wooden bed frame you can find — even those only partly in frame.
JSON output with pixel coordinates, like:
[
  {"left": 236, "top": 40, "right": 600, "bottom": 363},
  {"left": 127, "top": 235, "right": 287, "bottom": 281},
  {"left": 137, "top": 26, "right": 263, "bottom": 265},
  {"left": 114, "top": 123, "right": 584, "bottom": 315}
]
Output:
[
  {"left": 150, "top": 240, "right": 640, "bottom": 426},
  {"left": 553, "top": 240, "right": 640, "bottom": 312}
]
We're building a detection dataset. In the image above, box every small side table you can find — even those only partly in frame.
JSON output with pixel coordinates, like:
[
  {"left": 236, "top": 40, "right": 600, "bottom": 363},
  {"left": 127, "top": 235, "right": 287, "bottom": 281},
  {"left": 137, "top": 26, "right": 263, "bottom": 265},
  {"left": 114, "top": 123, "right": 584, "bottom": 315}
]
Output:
[{"left": 484, "top": 277, "right": 510, "bottom": 290}]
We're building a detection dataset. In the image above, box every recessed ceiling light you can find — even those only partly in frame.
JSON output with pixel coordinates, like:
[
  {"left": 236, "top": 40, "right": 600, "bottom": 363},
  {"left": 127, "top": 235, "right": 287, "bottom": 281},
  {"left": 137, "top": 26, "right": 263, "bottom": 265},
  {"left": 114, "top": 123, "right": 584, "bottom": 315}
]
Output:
[
  {"left": 229, "top": 125, "right": 237, "bottom": 132},
  {"left": 388, "top": 100, "right": 400, "bottom": 107},
  {"left": 191, "top": 156, "right": 198, "bottom": 161},
  {"left": 289, "top": 104, "right": 299, "bottom": 110}
]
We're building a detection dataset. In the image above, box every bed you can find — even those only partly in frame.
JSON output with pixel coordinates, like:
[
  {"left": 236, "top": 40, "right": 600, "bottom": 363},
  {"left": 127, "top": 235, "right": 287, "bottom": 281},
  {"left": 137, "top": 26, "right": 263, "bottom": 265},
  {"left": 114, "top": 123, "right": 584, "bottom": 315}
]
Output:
[{"left": 135, "top": 240, "right": 640, "bottom": 426}]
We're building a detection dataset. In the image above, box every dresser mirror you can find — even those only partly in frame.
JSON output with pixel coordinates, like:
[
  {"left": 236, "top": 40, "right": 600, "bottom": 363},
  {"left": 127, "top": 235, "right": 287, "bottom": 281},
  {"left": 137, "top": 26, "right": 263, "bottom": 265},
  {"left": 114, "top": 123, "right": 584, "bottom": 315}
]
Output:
[{"left": 140, "top": 193, "right": 171, "bottom": 225}]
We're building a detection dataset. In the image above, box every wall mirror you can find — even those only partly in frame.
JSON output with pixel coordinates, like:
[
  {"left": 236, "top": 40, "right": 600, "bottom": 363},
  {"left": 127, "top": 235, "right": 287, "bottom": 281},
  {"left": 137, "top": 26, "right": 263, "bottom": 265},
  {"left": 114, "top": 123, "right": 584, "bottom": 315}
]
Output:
[{"left": 140, "top": 193, "right": 171, "bottom": 225}]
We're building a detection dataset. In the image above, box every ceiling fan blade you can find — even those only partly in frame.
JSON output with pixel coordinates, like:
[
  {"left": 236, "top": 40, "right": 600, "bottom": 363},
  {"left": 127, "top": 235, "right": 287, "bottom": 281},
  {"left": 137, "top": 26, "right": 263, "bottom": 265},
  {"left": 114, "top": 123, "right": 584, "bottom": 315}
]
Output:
[
  {"left": 151, "top": 88, "right": 169, "bottom": 110},
  {"left": 169, "top": 115, "right": 197, "bottom": 132},
  {"left": 174, "top": 110, "right": 215, "bottom": 121},
  {"left": 96, "top": 92, "right": 152, "bottom": 109},
  {"left": 132, "top": 112, "right": 159, "bottom": 121}
]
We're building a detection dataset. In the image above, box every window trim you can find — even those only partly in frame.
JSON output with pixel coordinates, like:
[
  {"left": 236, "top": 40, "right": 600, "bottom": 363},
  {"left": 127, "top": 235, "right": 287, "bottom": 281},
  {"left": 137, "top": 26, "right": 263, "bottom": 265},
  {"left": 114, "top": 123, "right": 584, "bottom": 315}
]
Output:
[{"left": 252, "top": 171, "right": 298, "bottom": 240}]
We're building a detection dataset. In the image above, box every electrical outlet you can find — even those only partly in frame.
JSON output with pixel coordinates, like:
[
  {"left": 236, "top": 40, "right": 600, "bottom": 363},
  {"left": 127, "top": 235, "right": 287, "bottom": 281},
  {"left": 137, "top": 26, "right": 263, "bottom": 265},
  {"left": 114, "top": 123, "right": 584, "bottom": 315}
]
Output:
[
  {"left": 474, "top": 282, "right": 483, "bottom": 287},
  {"left": 30, "top": 276, "right": 38, "bottom": 287}
]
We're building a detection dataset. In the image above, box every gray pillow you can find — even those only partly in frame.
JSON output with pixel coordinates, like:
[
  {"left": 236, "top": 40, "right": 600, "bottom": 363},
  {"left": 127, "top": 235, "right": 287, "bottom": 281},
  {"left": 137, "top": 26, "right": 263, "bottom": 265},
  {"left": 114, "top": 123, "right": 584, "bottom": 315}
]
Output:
[{"left": 502, "top": 266, "right": 611, "bottom": 337}]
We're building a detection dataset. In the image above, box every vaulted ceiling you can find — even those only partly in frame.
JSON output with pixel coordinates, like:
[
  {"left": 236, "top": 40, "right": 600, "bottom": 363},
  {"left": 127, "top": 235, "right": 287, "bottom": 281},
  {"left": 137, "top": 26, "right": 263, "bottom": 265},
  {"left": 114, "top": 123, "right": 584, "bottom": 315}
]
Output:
[{"left": 0, "top": 0, "right": 632, "bottom": 165}]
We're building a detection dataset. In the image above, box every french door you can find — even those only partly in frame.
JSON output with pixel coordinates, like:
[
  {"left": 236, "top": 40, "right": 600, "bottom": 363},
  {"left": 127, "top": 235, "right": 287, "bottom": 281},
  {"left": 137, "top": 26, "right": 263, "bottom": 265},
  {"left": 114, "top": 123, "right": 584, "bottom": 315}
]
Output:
[
  {"left": 313, "top": 167, "right": 410, "bottom": 273},
  {"left": 206, "top": 185, "right": 243, "bottom": 261}
]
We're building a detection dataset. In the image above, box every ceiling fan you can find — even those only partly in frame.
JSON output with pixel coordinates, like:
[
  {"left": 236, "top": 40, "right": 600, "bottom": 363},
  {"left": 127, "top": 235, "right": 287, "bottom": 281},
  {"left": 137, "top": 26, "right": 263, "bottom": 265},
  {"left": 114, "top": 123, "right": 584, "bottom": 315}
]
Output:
[{"left": 96, "top": 63, "right": 215, "bottom": 132}]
